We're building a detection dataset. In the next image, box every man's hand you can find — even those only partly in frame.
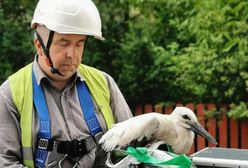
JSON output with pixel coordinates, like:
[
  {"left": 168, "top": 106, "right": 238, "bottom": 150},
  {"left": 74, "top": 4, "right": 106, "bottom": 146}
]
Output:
[{"left": 93, "top": 146, "right": 108, "bottom": 168}]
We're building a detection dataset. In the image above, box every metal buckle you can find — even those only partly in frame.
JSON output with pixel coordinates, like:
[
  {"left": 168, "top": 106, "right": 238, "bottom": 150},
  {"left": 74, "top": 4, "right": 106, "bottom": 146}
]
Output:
[
  {"left": 94, "top": 132, "right": 103, "bottom": 142},
  {"left": 84, "top": 137, "right": 96, "bottom": 151},
  {"left": 37, "top": 138, "right": 49, "bottom": 150},
  {"left": 58, "top": 154, "right": 67, "bottom": 168},
  {"left": 58, "top": 154, "right": 79, "bottom": 168}
]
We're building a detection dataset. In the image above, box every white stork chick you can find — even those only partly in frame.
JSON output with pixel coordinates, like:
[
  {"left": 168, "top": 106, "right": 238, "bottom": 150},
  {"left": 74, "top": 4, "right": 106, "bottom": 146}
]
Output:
[{"left": 99, "top": 107, "right": 217, "bottom": 155}]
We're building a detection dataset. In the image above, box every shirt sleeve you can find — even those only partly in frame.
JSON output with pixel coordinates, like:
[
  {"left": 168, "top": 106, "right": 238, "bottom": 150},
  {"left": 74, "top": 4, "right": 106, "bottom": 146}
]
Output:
[
  {"left": 0, "top": 80, "right": 27, "bottom": 168},
  {"left": 102, "top": 72, "right": 133, "bottom": 122}
]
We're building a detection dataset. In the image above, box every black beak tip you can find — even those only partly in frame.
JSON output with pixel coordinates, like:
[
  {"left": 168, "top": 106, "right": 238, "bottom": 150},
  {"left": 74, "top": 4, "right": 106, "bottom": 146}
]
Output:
[{"left": 212, "top": 139, "right": 218, "bottom": 145}]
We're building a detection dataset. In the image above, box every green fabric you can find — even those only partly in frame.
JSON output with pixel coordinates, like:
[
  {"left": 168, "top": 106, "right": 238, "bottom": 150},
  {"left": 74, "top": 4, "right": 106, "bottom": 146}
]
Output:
[
  {"left": 23, "top": 160, "right": 34, "bottom": 168},
  {"left": 9, "top": 63, "right": 115, "bottom": 167},
  {"left": 126, "top": 147, "right": 192, "bottom": 168},
  {"left": 9, "top": 64, "right": 33, "bottom": 168},
  {"left": 9, "top": 64, "right": 33, "bottom": 148}
]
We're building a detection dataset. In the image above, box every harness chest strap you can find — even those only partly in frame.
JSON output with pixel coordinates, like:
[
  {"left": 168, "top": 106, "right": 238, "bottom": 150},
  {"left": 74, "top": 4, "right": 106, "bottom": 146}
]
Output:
[{"left": 37, "top": 132, "right": 103, "bottom": 158}]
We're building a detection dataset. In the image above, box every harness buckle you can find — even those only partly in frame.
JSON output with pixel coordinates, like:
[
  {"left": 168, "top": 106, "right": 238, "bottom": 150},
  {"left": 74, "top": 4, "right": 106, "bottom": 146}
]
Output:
[
  {"left": 37, "top": 138, "right": 49, "bottom": 150},
  {"left": 94, "top": 132, "right": 103, "bottom": 143},
  {"left": 84, "top": 136, "right": 96, "bottom": 151},
  {"left": 56, "top": 136, "right": 99, "bottom": 157}
]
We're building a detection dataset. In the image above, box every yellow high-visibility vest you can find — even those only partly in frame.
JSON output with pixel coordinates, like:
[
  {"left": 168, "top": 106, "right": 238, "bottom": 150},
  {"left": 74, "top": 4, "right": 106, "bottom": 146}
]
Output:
[{"left": 9, "top": 63, "right": 115, "bottom": 167}]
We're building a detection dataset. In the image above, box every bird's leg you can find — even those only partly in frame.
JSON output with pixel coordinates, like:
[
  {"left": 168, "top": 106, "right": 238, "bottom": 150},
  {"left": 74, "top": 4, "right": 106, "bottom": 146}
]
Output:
[{"left": 128, "top": 137, "right": 148, "bottom": 149}]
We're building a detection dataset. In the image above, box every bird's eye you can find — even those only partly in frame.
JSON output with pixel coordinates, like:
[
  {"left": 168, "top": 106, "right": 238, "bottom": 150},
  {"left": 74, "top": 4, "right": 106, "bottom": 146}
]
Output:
[{"left": 183, "top": 114, "right": 190, "bottom": 120}]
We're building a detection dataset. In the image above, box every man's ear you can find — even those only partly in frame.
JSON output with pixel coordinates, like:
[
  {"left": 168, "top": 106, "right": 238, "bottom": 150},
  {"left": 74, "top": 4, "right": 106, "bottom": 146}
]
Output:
[{"left": 34, "top": 38, "right": 43, "bottom": 56}]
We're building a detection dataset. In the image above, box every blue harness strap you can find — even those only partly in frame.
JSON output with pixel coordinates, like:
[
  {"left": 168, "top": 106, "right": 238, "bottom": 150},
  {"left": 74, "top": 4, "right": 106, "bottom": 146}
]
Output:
[
  {"left": 76, "top": 80, "right": 103, "bottom": 136},
  {"left": 32, "top": 70, "right": 51, "bottom": 168},
  {"left": 32, "top": 69, "right": 102, "bottom": 168}
]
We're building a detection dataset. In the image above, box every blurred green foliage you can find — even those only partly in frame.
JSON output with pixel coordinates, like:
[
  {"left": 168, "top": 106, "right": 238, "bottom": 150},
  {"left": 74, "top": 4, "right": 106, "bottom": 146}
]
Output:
[
  {"left": 228, "top": 102, "right": 248, "bottom": 119},
  {"left": 1, "top": 0, "right": 248, "bottom": 118},
  {"left": 0, "top": 0, "right": 35, "bottom": 81}
]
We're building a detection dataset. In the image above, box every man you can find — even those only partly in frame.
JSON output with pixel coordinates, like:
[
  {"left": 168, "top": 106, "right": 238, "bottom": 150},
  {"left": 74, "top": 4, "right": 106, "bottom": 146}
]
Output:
[{"left": 0, "top": 0, "right": 132, "bottom": 167}]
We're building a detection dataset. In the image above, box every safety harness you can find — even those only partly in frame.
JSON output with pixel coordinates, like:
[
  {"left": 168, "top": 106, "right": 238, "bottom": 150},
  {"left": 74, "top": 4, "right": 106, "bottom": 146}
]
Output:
[
  {"left": 32, "top": 69, "right": 103, "bottom": 167},
  {"left": 9, "top": 63, "right": 115, "bottom": 168}
]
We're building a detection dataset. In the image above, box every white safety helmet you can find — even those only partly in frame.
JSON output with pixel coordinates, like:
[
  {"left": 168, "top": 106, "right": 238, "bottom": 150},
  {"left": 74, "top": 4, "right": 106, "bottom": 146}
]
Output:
[{"left": 31, "top": 0, "right": 104, "bottom": 40}]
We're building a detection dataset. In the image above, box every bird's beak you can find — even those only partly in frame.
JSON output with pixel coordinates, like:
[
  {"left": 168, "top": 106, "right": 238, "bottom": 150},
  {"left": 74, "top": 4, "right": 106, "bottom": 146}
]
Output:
[{"left": 189, "top": 122, "right": 217, "bottom": 145}]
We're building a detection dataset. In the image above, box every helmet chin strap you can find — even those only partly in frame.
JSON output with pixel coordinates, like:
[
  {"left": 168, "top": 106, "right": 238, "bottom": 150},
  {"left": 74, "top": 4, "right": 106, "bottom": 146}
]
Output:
[{"left": 35, "top": 30, "right": 63, "bottom": 76}]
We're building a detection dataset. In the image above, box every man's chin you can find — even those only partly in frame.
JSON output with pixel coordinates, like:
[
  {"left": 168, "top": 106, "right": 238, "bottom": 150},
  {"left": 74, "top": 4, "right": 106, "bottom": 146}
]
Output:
[{"left": 62, "top": 70, "right": 77, "bottom": 78}]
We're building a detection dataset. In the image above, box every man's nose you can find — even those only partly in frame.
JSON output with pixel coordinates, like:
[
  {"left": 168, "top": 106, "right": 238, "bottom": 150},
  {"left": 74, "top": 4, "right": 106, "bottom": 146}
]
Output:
[{"left": 66, "top": 45, "right": 76, "bottom": 58}]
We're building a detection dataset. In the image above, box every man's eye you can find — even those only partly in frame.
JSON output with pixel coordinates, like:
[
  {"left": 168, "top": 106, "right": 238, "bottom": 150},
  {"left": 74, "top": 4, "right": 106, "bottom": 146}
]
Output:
[
  {"left": 77, "top": 41, "right": 85, "bottom": 47},
  {"left": 56, "top": 42, "right": 69, "bottom": 47},
  {"left": 59, "top": 43, "right": 68, "bottom": 47}
]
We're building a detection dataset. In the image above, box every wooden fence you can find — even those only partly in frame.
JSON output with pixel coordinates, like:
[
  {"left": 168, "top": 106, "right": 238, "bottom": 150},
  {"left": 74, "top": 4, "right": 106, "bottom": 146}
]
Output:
[{"left": 133, "top": 103, "right": 248, "bottom": 155}]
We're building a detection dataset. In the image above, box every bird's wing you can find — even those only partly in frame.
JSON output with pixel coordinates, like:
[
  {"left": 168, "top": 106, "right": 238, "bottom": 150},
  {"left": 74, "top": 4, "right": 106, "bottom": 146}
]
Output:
[{"left": 99, "top": 113, "right": 160, "bottom": 151}]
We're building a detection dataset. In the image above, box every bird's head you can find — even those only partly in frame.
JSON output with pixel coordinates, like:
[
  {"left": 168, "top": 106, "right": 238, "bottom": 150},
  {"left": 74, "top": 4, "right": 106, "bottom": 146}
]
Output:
[{"left": 170, "top": 107, "right": 217, "bottom": 145}]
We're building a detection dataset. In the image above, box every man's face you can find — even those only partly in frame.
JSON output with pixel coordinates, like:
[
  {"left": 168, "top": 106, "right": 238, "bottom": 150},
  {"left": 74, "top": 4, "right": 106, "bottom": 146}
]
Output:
[
  {"left": 36, "top": 32, "right": 86, "bottom": 82},
  {"left": 50, "top": 33, "right": 86, "bottom": 77}
]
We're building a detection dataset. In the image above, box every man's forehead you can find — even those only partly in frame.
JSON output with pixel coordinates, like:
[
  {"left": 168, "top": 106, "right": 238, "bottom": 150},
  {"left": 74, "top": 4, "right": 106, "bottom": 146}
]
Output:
[{"left": 54, "top": 33, "right": 87, "bottom": 41}]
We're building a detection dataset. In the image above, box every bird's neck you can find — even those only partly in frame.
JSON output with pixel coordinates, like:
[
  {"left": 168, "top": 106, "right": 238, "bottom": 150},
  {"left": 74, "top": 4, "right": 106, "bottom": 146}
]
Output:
[{"left": 170, "top": 127, "right": 194, "bottom": 154}]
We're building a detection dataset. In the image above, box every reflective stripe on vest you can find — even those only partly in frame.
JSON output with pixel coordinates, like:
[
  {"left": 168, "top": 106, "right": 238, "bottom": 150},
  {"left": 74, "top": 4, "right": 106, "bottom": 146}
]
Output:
[{"left": 9, "top": 63, "right": 115, "bottom": 168}]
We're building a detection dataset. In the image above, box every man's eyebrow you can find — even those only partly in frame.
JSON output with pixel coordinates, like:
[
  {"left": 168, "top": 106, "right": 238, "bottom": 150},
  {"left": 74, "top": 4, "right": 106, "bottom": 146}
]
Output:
[
  {"left": 78, "top": 38, "right": 86, "bottom": 42},
  {"left": 56, "top": 38, "right": 70, "bottom": 42},
  {"left": 56, "top": 38, "right": 86, "bottom": 42}
]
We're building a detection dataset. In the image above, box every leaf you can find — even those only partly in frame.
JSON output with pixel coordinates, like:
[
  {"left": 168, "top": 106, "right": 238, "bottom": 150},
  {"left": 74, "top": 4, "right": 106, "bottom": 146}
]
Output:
[{"left": 223, "top": 39, "right": 238, "bottom": 52}]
